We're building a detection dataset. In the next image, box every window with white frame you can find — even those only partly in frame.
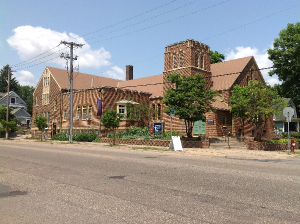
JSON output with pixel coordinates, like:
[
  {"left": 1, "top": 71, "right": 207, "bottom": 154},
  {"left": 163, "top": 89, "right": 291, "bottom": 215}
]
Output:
[
  {"left": 76, "top": 106, "right": 81, "bottom": 120},
  {"left": 10, "top": 97, "right": 16, "bottom": 104},
  {"left": 118, "top": 105, "right": 125, "bottom": 114},
  {"left": 82, "top": 106, "right": 87, "bottom": 120},
  {"left": 87, "top": 105, "right": 92, "bottom": 119}
]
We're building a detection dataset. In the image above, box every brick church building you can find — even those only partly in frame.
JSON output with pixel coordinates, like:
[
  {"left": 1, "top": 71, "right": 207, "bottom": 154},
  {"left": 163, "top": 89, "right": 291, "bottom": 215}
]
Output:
[{"left": 31, "top": 39, "right": 274, "bottom": 138}]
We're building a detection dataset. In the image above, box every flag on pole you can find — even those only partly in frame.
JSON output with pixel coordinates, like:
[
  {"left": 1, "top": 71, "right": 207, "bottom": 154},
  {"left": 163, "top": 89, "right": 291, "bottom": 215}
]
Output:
[{"left": 97, "top": 100, "right": 102, "bottom": 116}]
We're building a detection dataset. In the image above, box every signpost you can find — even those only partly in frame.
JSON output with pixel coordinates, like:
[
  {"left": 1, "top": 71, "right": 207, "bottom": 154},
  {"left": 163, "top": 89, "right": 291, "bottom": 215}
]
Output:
[
  {"left": 170, "top": 108, "right": 175, "bottom": 137},
  {"left": 283, "top": 107, "right": 294, "bottom": 155}
]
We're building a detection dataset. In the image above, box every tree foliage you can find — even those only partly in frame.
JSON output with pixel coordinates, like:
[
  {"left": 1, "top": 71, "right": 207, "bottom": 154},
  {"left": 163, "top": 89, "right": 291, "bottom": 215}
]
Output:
[
  {"left": 230, "top": 81, "right": 285, "bottom": 141},
  {"left": 126, "top": 101, "right": 153, "bottom": 127},
  {"left": 163, "top": 73, "right": 217, "bottom": 138},
  {"left": 230, "top": 85, "right": 249, "bottom": 136},
  {"left": 210, "top": 50, "right": 225, "bottom": 64},
  {"left": 102, "top": 109, "right": 123, "bottom": 144},
  {"left": 17, "top": 85, "right": 35, "bottom": 115},
  {"left": 0, "top": 65, "right": 19, "bottom": 94},
  {"left": 268, "top": 22, "right": 300, "bottom": 109},
  {"left": 34, "top": 116, "right": 48, "bottom": 141},
  {"left": 0, "top": 105, "right": 19, "bottom": 133}
]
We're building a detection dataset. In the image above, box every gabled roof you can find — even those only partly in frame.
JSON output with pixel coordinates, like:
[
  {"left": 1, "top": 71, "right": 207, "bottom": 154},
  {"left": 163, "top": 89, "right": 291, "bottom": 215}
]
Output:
[
  {"left": 212, "top": 97, "right": 231, "bottom": 111},
  {"left": 211, "top": 56, "right": 253, "bottom": 90},
  {"left": 119, "top": 74, "right": 164, "bottom": 97},
  {"left": 47, "top": 67, "right": 121, "bottom": 90}
]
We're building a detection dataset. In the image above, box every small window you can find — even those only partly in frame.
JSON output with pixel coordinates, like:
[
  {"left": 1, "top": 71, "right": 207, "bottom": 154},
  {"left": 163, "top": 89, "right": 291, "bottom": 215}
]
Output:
[
  {"left": 263, "top": 130, "right": 266, "bottom": 137},
  {"left": 36, "top": 96, "right": 38, "bottom": 105},
  {"left": 54, "top": 100, "right": 57, "bottom": 111},
  {"left": 195, "top": 53, "right": 199, "bottom": 67},
  {"left": 173, "top": 54, "right": 177, "bottom": 69},
  {"left": 10, "top": 97, "right": 16, "bottom": 104},
  {"left": 252, "top": 130, "right": 254, "bottom": 137},
  {"left": 118, "top": 105, "right": 125, "bottom": 114},
  {"left": 47, "top": 112, "right": 50, "bottom": 123},
  {"left": 179, "top": 52, "right": 183, "bottom": 67},
  {"left": 157, "top": 104, "right": 161, "bottom": 120},
  {"left": 63, "top": 110, "right": 67, "bottom": 121},
  {"left": 246, "top": 76, "right": 249, "bottom": 86},
  {"left": 82, "top": 106, "right": 87, "bottom": 120},
  {"left": 200, "top": 54, "right": 204, "bottom": 69},
  {"left": 223, "top": 117, "right": 226, "bottom": 125},
  {"left": 76, "top": 106, "right": 81, "bottom": 119},
  {"left": 88, "top": 105, "right": 92, "bottom": 119},
  {"left": 238, "top": 129, "right": 242, "bottom": 136}
]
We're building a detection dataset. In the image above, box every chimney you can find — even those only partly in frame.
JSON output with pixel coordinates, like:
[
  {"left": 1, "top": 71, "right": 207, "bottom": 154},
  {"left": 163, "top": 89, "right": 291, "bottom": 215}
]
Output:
[{"left": 126, "top": 65, "right": 133, "bottom": 81}]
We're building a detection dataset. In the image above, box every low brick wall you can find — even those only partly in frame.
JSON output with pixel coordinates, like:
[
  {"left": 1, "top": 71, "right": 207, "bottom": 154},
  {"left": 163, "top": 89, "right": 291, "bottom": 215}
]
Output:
[
  {"left": 100, "top": 137, "right": 210, "bottom": 148},
  {"left": 248, "top": 142, "right": 299, "bottom": 151}
]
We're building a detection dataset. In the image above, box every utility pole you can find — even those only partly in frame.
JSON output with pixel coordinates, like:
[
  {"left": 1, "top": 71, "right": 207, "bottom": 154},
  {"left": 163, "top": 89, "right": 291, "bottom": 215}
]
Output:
[
  {"left": 6, "top": 67, "right": 16, "bottom": 139},
  {"left": 60, "top": 41, "right": 84, "bottom": 143}
]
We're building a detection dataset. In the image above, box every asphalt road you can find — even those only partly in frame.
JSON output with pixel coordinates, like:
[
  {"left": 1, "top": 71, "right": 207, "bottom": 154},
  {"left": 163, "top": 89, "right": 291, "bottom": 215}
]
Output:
[{"left": 0, "top": 140, "right": 299, "bottom": 223}]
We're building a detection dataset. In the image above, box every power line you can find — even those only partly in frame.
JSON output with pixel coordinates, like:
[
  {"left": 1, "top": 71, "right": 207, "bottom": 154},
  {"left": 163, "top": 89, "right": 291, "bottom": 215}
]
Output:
[
  {"left": 85, "top": 0, "right": 201, "bottom": 41},
  {"left": 89, "top": 0, "right": 230, "bottom": 44}
]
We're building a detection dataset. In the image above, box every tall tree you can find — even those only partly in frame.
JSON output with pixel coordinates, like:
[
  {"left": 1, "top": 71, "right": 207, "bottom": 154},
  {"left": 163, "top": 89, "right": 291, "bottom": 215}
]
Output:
[
  {"left": 34, "top": 116, "right": 48, "bottom": 141},
  {"left": 268, "top": 22, "right": 300, "bottom": 109},
  {"left": 102, "top": 109, "right": 123, "bottom": 145},
  {"left": 210, "top": 50, "right": 225, "bottom": 64},
  {"left": 230, "top": 81, "right": 285, "bottom": 141},
  {"left": 163, "top": 73, "right": 217, "bottom": 138},
  {"left": 230, "top": 85, "right": 249, "bottom": 137},
  {"left": 17, "top": 85, "right": 35, "bottom": 115},
  {"left": 0, "top": 65, "right": 19, "bottom": 93}
]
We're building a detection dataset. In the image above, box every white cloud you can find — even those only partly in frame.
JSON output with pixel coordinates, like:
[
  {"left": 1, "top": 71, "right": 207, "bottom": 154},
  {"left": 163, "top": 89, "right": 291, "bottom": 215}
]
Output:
[
  {"left": 104, "top": 66, "right": 125, "bottom": 80},
  {"left": 225, "top": 46, "right": 281, "bottom": 86},
  {"left": 7, "top": 25, "right": 111, "bottom": 69},
  {"left": 15, "top": 70, "right": 36, "bottom": 86}
]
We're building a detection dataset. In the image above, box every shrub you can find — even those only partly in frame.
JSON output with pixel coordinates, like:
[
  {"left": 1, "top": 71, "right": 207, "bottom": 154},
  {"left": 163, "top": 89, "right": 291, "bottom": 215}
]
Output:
[{"left": 51, "top": 133, "right": 69, "bottom": 141}]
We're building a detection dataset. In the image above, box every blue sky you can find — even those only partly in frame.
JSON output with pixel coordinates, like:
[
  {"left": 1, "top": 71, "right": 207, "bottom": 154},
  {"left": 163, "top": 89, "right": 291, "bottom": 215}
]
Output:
[{"left": 0, "top": 0, "right": 299, "bottom": 87}]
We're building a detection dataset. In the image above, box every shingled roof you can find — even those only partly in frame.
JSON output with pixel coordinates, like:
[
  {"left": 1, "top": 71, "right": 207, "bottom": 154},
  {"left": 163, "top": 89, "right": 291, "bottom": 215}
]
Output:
[
  {"left": 211, "top": 56, "right": 253, "bottom": 90},
  {"left": 118, "top": 74, "right": 164, "bottom": 97},
  {"left": 47, "top": 67, "right": 121, "bottom": 90}
]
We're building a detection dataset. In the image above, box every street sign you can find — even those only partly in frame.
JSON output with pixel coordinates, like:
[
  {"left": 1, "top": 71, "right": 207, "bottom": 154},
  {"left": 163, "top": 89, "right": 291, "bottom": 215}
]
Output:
[
  {"left": 283, "top": 107, "right": 294, "bottom": 118},
  {"left": 170, "top": 108, "right": 175, "bottom": 117}
]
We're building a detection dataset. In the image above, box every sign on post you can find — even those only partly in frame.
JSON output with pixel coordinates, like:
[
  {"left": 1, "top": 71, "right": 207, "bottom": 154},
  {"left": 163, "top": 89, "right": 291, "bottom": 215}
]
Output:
[
  {"left": 170, "top": 108, "right": 175, "bottom": 117},
  {"left": 283, "top": 107, "right": 294, "bottom": 155},
  {"left": 169, "top": 136, "right": 183, "bottom": 151}
]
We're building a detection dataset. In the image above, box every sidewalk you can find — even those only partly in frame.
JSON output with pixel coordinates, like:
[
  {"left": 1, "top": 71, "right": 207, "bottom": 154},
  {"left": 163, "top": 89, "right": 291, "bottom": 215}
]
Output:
[{"left": 7, "top": 134, "right": 300, "bottom": 161}]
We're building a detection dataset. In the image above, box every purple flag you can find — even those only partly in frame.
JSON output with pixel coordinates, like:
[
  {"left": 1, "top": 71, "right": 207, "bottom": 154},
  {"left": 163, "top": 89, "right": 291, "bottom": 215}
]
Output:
[{"left": 97, "top": 100, "right": 102, "bottom": 116}]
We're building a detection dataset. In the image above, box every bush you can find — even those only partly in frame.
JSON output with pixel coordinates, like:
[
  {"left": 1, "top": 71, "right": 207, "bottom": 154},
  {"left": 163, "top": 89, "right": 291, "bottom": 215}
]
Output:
[
  {"left": 51, "top": 133, "right": 69, "bottom": 141},
  {"left": 269, "top": 139, "right": 299, "bottom": 143}
]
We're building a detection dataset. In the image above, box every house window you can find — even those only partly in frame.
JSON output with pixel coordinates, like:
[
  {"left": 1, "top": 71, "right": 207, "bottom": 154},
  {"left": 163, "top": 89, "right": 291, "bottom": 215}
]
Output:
[
  {"left": 43, "top": 76, "right": 50, "bottom": 86},
  {"left": 76, "top": 106, "right": 81, "bottom": 120},
  {"left": 195, "top": 53, "right": 199, "bottom": 67},
  {"left": 54, "top": 100, "right": 57, "bottom": 111},
  {"left": 82, "top": 106, "right": 87, "bottom": 120},
  {"left": 200, "top": 54, "right": 204, "bottom": 69},
  {"left": 179, "top": 52, "right": 183, "bottom": 67},
  {"left": 223, "top": 117, "right": 226, "bottom": 125},
  {"left": 173, "top": 54, "right": 177, "bottom": 68},
  {"left": 63, "top": 110, "right": 67, "bottom": 121},
  {"left": 152, "top": 104, "right": 156, "bottom": 120},
  {"left": 252, "top": 130, "right": 254, "bottom": 137},
  {"left": 36, "top": 96, "right": 38, "bottom": 105},
  {"left": 118, "top": 105, "right": 125, "bottom": 114},
  {"left": 246, "top": 76, "right": 249, "bottom": 86},
  {"left": 87, "top": 105, "right": 92, "bottom": 119},
  {"left": 42, "top": 93, "right": 49, "bottom": 105},
  {"left": 157, "top": 104, "right": 161, "bottom": 120},
  {"left": 10, "top": 97, "right": 16, "bottom": 104}
]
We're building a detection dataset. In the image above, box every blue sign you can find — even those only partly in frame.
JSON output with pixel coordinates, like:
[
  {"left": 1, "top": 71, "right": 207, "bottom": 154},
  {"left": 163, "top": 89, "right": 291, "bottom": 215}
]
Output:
[{"left": 154, "top": 123, "right": 162, "bottom": 133}]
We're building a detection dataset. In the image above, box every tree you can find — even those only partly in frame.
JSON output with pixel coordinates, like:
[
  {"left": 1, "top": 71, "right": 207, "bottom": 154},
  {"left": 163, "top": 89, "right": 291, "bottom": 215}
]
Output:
[
  {"left": 126, "top": 101, "right": 153, "bottom": 127},
  {"left": 102, "top": 109, "right": 123, "bottom": 145},
  {"left": 163, "top": 73, "right": 217, "bottom": 138},
  {"left": 230, "top": 85, "right": 249, "bottom": 137},
  {"left": 210, "top": 50, "right": 225, "bottom": 64},
  {"left": 0, "top": 65, "right": 19, "bottom": 93},
  {"left": 0, "top": 105, "right": 19, "bottom": 135},
  {"left": 34, "top": 116, "right": 48, "bottom": 141},
  {"left": 268, "top": 22, "right": 300, "bottom": 109},
  {"left": 230, "top": 81, "right": 285, "bottom": 141},
  {"left": 17, "top": 85, "right": 35, "bottom": 115}
]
